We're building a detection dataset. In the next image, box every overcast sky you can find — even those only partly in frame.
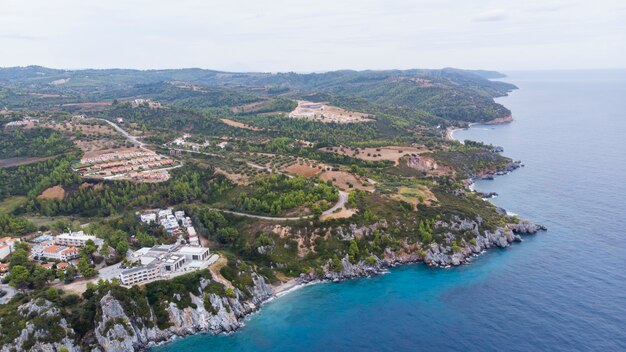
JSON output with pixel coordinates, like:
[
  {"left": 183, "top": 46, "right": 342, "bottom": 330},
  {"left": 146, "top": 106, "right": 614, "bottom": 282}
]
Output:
[{"left": 1, "top": 0, "right": 624, "bottom": 72}]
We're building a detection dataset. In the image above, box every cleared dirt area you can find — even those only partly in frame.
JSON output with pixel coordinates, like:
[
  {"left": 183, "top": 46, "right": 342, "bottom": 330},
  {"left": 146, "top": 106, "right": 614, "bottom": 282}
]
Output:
[
  {"left": 208, "top": 256, "right": 234, "bottom": 289},
  {"left": 215, "top": 167, "right": 250, "bottom": 185},
  {"left": 0, "top": 196, "right": 27, "bottom": 214},
  {"left": 60, "top": 101, "right": 113, "bottom": 108},
  {"left": 320, "top": 207, "right": 356, "bottom": 221},
  {"left": 283, "top": 163, "right": 323, "bottom": 178},
  {"left": 38, "top": 120, "right": 127, "bottom": 154},
  {"left": 392, "top": 185, "right": 438, "bottom": 206},
  {"left": 319, "top": 170, "right": 375, "bottom": 192},
  {"left": 230, "top": 100, "right": 270, "bottom": 113},
  {"left": 0, "top": 156, "right": 55, "bottom": 168},
  {"left": 289, "top": 100, "right": 373, "bottom": 124},
  {"left": 221, "top": 118, "right": 264, "bottom": 131},
  {"left": 321, "top": 146, "right": 427, "bottom": 165},
  {"left": 39, "top": 185, "right": 66, "bottom": 200}
]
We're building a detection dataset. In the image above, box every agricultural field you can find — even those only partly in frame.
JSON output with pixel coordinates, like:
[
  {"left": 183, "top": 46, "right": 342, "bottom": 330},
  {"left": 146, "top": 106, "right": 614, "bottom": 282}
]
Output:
[
  {"left": 220, "top": 118, "right": 265, "bottom": 131},
  {"left": 320, "top": 145, "right": 426, "bottom": 165},
  {"left": 36, "top": 118, "right": 127, "bottom": 155}
]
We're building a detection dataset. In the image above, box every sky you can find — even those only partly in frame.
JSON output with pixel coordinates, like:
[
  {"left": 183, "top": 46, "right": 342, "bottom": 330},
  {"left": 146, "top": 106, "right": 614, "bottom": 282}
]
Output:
[{"left": 0, "top": 0, "right": 624, "bottom": 72}]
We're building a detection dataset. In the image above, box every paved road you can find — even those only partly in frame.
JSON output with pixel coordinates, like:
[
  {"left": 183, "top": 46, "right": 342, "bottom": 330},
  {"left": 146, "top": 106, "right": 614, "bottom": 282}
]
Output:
[
  {"left": 0, "top": 284, "right": 17, "bottom": 304},
  {"left": 323, "top": 190, "right": 348, "bottom": 215},
  {"left": 89, "top": 118, "right": 147, "bottom": 149},
  {"left": 207, "top": 208, "right": 314, "bottom": 221},
  {"left": 206, "top": 190, "right": 347, "bottom": 221},
  {"left": 98, "top": 122, "right": 349, "bottom": 221}
]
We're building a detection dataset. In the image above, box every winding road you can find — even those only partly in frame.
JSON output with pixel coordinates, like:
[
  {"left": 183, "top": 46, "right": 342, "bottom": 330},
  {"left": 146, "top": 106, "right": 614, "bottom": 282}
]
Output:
[
  {"left": 98, "top": 119, "right": 349, "bottom": 221},
  {"left": 92, "top": 118, "right": 147, "bottom": 149},
  {"left": 0, "top": 284, "right": 17, "bottom": 305}
]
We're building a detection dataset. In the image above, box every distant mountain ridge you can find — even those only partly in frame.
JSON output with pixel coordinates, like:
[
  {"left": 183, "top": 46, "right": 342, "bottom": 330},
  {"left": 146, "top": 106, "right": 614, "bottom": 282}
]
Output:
[{"left": 0, "top": 65, "right": 516, "bottom": 123}]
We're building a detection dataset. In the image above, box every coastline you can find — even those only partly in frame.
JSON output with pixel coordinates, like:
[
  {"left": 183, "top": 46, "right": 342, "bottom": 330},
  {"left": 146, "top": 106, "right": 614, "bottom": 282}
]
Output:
[
  {"left": 445, "top": 115, "right": 513, "bottom": 141},
  {"left": 148, "top": 114, "right": 543, "bottom": 352}
]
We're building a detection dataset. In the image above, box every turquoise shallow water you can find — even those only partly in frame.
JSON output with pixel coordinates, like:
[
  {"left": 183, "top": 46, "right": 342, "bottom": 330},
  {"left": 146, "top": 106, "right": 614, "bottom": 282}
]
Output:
[{"left": 155, "top": 70, "right": 626, "bottom": 351}]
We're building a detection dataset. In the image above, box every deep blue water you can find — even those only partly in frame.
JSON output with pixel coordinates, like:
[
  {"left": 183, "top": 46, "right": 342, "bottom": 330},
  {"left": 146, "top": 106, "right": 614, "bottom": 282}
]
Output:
[{"left": 155, "top": 71, "right": 626, "bottom": 351}]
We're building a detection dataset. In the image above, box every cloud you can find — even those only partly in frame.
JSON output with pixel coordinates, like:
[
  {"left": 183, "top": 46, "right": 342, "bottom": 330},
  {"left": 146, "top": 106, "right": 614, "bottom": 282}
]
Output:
[
  {"left": 0, "top": 33, "right": 45, "bottom": 41},
  {"left": 472, "top": 10, "right": 508, "bottom": 22}
]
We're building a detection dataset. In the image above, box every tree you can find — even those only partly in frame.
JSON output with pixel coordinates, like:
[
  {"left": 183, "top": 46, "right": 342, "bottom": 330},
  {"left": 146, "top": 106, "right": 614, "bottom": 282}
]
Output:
[
  {"left": 418, "top": 220, "right": 433, "bottom": 244},
  {"left": 7, "top": 265, "right": 30, "bottom": 288},
  {"left": 348, "top": 240, "right": 360, "bottom": 264},
  {"left": 80, "top": 239, "right": 98, "bottom": 258},
  {"left": 9, "top": 243, "right": 30, "bottom": 268},
  {"left": 64, "top": 266, "right": 77, "bottom": 283},
  {"left": 31, "top": 266, "right": 53, "bottom": 289},
  {"left": 78, "top": 257, "right": 98, "bottom": 278},
  {"left": 312, "top": 204, "right": 323, "bottom": 218},
  {"left": 331, "top": 255, "right": 343, "bottom": 272}
]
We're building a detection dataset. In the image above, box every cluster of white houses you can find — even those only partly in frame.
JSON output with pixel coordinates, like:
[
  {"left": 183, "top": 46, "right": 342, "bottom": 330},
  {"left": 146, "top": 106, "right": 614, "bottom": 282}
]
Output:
[
  {"left": 30, "top": 231, "right": 103, "bottom": 262},
  {"left": 139, "top": 208, "right": 198, "bottom": 245},
  {"left": 119, "top": 244, "right": 211, "bottom": 286},
  {"left": 0, "top": 237, "right": 21, "bottom": 261}
]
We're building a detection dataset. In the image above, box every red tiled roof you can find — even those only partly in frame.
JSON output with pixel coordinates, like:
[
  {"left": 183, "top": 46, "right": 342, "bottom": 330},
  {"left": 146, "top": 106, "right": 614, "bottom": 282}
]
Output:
[{"left": 44, "top": 245, "right": 62, "bottom": 253}]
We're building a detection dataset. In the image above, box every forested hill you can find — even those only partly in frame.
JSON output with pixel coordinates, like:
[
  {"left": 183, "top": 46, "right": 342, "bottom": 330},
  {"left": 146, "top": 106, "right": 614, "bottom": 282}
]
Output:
[{"left": 0, "top": 66, "right": 516, "bottom": 123}]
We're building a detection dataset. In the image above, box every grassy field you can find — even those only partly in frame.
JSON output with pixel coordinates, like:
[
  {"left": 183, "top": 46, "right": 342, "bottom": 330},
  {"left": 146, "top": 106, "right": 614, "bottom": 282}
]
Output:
[{"left": 0, "top": 196, "right": 27, "bottom": 214}]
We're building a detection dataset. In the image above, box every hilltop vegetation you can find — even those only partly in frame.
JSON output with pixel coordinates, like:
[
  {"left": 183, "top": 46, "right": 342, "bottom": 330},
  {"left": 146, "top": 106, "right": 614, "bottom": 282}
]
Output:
[{"left": 0, "top": 65, "right": 528, "bottom": 351}]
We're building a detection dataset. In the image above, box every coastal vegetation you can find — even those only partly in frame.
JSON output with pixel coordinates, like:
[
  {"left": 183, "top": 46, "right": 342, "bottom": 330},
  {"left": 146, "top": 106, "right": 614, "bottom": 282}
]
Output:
[{"left": 0, "top": 66, "right": 531, "bottom": 351}]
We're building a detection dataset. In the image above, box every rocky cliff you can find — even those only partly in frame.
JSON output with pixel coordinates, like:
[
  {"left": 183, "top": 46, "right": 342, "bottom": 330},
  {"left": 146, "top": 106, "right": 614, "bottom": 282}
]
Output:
[
  {"left": 93, "top": 273, "right": 273, "bottom": 352},
  {"left": 1, "top": 299, "right": 79, "bottom": 352},
  {"left": 0, "top": 218, "right": 545, "bottom": 352}
]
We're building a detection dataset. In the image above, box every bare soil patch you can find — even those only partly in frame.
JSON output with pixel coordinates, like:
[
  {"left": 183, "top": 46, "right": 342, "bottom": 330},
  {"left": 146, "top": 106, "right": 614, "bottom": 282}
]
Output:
[
  {"left": 319, "top": 170, "right": 375, "bottom": 192},
  {"left": 221, "top": 118, "right": 264, "bottom": 131},
  {"left": 39, "top": 120, "right": 127, "bottom": 155},
  {"left": 38, "top": 185, "right": 66, "bottom": 200},
  {"left": 320, "top": 208, "right": 356, "bottom": 221},
  {"left": 392, "top": 185, "right": 438, "bottom": 206},
  {"left": 289, "top": 100, "right": 373, "bottom": 124},
  {"left": 215, "top": 167, "right": 250, "bottom": 185},
  {"left": 283, "top": 163, "right": 322, "bottom": 178},
  {"left": 0, "top": 156, "right": 54, "bottom": 168},
  {"left": 321, "top": 145, "right": 427, "bottom": 165}
]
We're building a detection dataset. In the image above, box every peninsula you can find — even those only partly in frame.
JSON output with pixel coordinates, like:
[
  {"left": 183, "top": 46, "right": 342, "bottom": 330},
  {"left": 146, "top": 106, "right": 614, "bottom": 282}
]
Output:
[{"left": 0, "top": 67, "right": 544, "bottom": 351}]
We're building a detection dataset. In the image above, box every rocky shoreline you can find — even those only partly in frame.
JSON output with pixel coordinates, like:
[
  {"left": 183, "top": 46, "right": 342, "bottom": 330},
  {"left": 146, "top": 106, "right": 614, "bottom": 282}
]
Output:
[{"left": 2, "top": 214, "right": 545, "bottom": 352}]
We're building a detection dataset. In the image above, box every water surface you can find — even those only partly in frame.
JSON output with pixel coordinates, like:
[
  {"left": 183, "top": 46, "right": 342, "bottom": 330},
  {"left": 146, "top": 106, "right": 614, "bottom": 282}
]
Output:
[{"left": 156, "top": 70, "right": 626, "bottom": 351}]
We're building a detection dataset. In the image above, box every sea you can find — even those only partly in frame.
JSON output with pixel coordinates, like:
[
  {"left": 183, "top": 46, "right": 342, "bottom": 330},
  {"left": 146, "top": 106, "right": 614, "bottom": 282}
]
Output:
[{"left": 154, "top": 70, "right": 626, "bottom": 351}]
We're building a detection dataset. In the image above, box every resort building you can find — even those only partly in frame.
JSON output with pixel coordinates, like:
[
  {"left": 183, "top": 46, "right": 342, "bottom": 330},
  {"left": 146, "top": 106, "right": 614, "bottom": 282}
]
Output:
[
  {"left": 55, "top": 231, "right": 103, "bottom": 248},
  {"left": 40, "top": 245, "right": 80, "bottom": 261},
  {"left": 0, "top": 263, "right": 9, "bottom": 276},
  {"left": 119, "top": 262, "right": 162, "bottom": 286},
  {"left": 0, "top": 246, "right": 10, "bottom": 261},
  {"left": 119, "top": 244, "right": 212, "bottom": 286},
  {"left": 0, "top": 237, "right": 21, "bottom": 260},
  {"left": 140, "top": 213, "right": 157, "bottom": 224}
]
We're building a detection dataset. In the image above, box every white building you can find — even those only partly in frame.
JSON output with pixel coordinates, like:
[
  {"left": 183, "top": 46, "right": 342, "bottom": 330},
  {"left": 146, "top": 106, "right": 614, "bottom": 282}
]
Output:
[
  {"left": 0, "top": 237, "right": 20, "bottom": 261},
  {"left": 162, "top": 254, "right": 186, "bottom": 273},
  {"left": 119, "top": 262, "right": 161, "bottom": 286},
  {"left": 177, "top": 246, "right": 210, "bottom": 262},
  {"left": 55, "top": 231, "right": 103, "bottom": 248},
  {"left": 0, "top": 245, "right": 10, "bottom": 261},
  {"left": 181, "top": 216, "right": 192, "bottom": 228},
  {"left": 140, "top": 213, "right": 157, "bottom": 224},
  {"left": 120, "top": 244, "right": 211, "bottom": 286},
  {"left": 40, "top": 245, "right": 80, "bottom": 261},
  {"left": 0, "top": 237, "right": 20, "bottom": 251}
]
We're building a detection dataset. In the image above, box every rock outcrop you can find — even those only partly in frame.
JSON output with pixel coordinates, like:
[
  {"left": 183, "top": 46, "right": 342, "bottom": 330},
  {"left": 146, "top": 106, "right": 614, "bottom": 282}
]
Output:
[
  {"left": 1, "top": 299, "right": 79, "bottom": 352},
  {"left": 92, "top": 273, "right": 273, "bottom": 352}
]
